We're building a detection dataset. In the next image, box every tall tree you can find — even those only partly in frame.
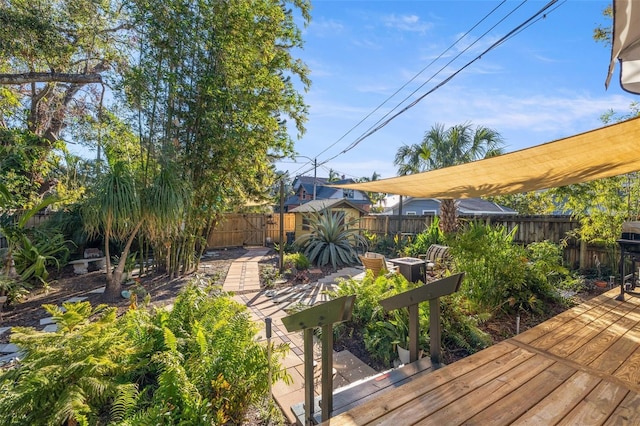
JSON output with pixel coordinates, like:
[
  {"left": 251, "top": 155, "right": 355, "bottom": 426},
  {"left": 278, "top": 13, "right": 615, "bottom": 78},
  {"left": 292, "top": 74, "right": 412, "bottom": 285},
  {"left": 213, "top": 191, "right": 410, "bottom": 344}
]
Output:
[
  {"left": 0, "top": 0, "right": 132, "bottom": 143},
  {"left": 394, "top": 122, "right": 504, "bottom": 233},
  {"left": 124, "top": 0, "right": 310, "bottom": 275}
]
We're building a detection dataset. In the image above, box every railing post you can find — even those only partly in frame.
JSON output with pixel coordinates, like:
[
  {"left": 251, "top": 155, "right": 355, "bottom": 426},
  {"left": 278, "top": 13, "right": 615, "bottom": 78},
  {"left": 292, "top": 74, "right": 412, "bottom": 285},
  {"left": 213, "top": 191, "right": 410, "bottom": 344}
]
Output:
[
  {"left": 380, "top": 273, "right": 464, "bottom": 369},
  {"left": 281, "top": 295, "right": 356, "bottom": 424},
  {"left": 429, "top": 298, "right": 442, "bottom": 365}
]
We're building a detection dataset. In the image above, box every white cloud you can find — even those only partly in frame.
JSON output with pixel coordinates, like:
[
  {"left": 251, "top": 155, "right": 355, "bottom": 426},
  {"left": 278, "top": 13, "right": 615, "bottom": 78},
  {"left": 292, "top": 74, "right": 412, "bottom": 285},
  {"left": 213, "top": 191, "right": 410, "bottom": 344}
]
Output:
[
  {"left": 308, "top": 18, "right": 345, "bottom": 37},
  {"left": 382, "top": 14, "right": 432, "bottom": 33}
]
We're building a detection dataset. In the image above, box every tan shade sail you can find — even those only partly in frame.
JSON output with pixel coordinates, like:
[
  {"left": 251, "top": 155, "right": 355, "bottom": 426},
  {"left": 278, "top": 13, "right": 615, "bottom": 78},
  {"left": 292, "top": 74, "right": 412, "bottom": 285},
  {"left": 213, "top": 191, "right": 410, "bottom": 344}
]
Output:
[
  {"left": 333, "top": 116, "right": 640, "bottom": 199},
  {"left": 606, "top": 0, "right": 640, "bottom": 94}
]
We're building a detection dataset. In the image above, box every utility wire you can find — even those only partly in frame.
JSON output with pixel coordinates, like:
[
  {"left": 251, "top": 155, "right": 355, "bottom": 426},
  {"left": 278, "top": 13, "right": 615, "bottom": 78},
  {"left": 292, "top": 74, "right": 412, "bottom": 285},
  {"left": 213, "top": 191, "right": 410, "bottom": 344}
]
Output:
[
  {"left": 289, "top": 0, "right": 509, "bottom": 178},
  {"left": 338, "top": 0, "right": 528, "bottom": 156},
  {"left": 297, "top": 0, "right": 561, "bottom": 177},
  {"left": 311, "top": 0, "right": 509, "bottom": 161},
  {"left": 332, "top": 0, "right": 560, "bottom": 162}
]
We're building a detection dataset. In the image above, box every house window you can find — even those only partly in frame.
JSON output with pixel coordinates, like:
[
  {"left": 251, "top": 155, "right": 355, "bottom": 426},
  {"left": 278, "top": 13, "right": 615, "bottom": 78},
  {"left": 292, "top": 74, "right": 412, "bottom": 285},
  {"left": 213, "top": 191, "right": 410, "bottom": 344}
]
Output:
[
  {"left": 302, "top": 215, "right": 310, "bottom": 230},
  {"left": 422, "top": 210, "right": 437, "bottom": 215},
  {"left": 343, "top": 189, "right": 354, "bottom": 199},
  {"left": 406, "top": 211, "right": 417, "bottom": 216}
]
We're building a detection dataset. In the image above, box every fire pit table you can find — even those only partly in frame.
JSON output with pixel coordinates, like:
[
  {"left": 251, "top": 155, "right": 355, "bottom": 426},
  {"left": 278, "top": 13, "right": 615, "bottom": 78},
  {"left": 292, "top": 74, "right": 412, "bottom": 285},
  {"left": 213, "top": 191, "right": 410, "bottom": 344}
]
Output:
[{"left": 390, "top": 257, "right": 426, "bottom": 283}]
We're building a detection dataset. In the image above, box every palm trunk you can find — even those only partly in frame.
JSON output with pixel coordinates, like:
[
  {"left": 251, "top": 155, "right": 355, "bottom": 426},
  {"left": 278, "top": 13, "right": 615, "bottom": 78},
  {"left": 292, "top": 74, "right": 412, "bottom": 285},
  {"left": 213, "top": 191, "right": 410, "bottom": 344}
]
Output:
[{"left": 439, "top": 198, "right": 458, "bottom": 234}]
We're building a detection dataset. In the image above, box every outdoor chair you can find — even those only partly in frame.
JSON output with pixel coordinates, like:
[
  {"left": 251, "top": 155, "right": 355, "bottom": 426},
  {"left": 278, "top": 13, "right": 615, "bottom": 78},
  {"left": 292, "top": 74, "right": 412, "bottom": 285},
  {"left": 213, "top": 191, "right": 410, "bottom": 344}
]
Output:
[
  {"left": 418, "top": 244, "right": 451, "bottom": 272},
  {"left": 359, "top": 252, "right": 397, "bottom": 277}
]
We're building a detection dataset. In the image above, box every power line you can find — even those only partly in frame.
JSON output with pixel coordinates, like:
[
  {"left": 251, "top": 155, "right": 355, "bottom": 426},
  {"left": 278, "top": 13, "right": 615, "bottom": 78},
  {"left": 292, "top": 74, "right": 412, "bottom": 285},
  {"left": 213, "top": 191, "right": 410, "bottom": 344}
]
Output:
[
  {"left": 310, "top": 0, "right": 510, "bottom": 162},
  {"left": 329, "top": 0, "right": 561, "bottom": 161},
  {"left": 292, "top": 1, "right": 510, "bottom": 178},
  {"left": 296, "top": 0, "right": 562, "bottom": 177}
]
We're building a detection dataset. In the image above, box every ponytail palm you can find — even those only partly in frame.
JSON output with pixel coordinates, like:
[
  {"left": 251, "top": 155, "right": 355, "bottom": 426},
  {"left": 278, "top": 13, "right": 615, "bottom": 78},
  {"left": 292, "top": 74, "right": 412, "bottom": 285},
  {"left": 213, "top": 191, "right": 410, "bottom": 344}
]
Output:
[
  {"left": 83, "top": 162, "right": 141, "bottom": 300},
  {"left": 83, "top": 161, "right": 189, "bottom": 300}
]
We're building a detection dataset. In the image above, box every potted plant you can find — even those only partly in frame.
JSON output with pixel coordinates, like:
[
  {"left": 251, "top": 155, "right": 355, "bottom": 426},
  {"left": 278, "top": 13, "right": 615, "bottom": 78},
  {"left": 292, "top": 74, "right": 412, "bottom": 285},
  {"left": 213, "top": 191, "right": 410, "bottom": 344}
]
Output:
[{"left": 378, "top": 309, "right": 411, "bottom": 364}]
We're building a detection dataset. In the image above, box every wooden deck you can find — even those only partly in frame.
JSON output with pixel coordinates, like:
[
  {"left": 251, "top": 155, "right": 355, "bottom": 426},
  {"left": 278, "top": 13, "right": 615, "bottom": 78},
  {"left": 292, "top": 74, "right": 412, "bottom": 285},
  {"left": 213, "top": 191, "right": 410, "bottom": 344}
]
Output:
[{"left": 321, "top": 288, "right": 640, "bottom": 425}]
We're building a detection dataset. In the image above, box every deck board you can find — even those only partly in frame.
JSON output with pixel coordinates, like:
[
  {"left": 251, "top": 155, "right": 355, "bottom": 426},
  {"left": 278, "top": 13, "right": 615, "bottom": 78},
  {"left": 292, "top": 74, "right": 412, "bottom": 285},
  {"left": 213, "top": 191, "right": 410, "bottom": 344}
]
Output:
[{"left": 321, "top": 289, "right": 640, "bottom": 426}]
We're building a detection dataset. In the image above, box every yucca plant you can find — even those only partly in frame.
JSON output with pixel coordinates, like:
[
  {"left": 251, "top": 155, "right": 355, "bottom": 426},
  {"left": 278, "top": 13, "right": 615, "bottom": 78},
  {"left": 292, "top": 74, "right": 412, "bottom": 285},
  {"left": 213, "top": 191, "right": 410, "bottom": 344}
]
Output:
[{"left": 295, "top": 209, "right": 367, "bottom": 270}]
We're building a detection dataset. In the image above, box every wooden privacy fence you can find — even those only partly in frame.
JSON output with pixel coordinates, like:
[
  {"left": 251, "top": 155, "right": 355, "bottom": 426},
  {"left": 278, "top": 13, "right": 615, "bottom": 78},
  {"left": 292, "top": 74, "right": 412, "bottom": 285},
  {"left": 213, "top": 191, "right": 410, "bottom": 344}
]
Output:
[
  {"left": 360, "top": 214, "right": 611, "bottom": 270},
  {"left": 206, "top": 213, "right": 296, "bottom": 248},
  {"left": 8, "top": 210, "right": 608, "bottom": 270},
  {"left": 359, "top": 215, "right": 580, "bottom": 244}
]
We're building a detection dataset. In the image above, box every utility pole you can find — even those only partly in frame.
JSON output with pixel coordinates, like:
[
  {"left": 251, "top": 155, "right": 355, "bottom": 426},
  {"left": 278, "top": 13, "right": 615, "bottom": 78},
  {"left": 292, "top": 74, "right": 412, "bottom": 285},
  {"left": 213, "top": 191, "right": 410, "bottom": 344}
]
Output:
[{"left": 313, "top": 158, "right": 317, "bottom": 200}]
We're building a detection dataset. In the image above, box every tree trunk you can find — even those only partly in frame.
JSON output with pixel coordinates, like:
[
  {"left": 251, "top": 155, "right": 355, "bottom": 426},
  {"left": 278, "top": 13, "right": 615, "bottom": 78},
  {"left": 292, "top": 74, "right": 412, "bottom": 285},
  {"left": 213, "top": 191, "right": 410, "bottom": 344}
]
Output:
[
  {"left": 439, "top": 198, "right": 458, "bottom": 234},
  {"left": 103, "top": 222, "right": 142, "bottom": 301}
]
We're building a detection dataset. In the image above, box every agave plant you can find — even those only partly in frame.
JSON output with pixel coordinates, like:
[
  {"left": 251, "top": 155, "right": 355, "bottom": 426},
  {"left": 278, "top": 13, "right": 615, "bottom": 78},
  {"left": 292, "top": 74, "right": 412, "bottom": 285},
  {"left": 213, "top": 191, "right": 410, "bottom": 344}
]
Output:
[{"left": 295, "top": 209, "right": 367, "bottom": 270}]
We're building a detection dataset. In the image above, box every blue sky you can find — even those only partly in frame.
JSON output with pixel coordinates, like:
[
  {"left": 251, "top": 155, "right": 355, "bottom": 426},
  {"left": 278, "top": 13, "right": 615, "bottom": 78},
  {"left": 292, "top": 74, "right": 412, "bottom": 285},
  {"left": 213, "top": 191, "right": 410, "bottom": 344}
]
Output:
[{"left": 277, "top": 0, "right": 637, "bottom": 182}]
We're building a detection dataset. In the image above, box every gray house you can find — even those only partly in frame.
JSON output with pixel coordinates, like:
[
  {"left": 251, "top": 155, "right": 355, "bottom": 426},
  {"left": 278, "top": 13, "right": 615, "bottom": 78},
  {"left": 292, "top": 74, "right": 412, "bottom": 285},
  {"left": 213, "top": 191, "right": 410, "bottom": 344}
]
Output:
[
  {"left": 382, "top": 197, "right": 516, "bottom": 216},
  {"left": 284, "top": 175, "right": 372, "bottom": 212}
]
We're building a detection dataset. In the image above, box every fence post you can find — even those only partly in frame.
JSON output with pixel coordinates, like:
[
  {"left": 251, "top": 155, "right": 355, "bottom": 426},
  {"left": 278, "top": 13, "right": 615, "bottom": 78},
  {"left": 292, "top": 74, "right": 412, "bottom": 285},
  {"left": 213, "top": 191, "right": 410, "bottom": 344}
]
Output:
[{"left": 579, "top": 239, "right": 587, "bottom": 270}]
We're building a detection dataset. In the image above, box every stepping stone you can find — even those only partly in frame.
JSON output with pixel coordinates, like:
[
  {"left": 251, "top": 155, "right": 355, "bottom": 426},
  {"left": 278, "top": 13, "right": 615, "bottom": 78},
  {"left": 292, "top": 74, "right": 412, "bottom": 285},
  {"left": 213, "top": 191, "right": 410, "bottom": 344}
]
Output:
[
  {"left": 0, "top": 343, "right": 19, "bottom": 353},
  {"left": 64, "top": 296, "right": 87, "bottom": 303},
  {"left": 40, "top": 317, "right": 55, "bottom": 325},
  {"left": 89, "top": 287, "right": 105, "bottom": 294},
  {"left": 42, "top": 324, "right": 58, "bottom": 333},
  {"left": 0, "top": 327, "right": 10, "bottom": 336}
]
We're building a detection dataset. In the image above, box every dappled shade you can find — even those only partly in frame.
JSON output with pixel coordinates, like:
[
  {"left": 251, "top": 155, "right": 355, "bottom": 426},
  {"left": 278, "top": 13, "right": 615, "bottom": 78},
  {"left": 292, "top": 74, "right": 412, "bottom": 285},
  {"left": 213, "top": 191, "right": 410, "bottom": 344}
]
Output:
[{"left": 332, "top": 116, "right": 640, "bottom": 198}]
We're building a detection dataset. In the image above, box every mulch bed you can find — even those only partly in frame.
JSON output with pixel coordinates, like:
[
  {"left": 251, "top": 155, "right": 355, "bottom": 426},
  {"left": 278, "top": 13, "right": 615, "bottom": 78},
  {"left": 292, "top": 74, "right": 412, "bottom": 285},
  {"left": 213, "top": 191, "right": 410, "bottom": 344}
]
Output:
[{"left": 0, "top": 247, "right": 247, "bottom": 344}]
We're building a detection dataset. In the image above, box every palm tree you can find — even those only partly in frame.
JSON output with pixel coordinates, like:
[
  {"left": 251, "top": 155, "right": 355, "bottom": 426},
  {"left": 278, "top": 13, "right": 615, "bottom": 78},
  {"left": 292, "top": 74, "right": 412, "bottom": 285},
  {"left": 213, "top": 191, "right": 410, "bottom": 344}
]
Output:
[
  {"left": 327, "top": 168, "right": 341, "bottom": 183},
  {"left": 358, "top": 171, "right": 387, "bottom": 212},
  {"left": 394, "top": 122, "right": 504, "bottom": 233}
]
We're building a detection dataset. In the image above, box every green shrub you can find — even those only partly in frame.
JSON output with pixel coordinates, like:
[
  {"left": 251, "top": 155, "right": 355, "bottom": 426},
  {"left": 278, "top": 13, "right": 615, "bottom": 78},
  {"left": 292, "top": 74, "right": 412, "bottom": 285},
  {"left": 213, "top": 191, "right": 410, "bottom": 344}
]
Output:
[
  {"left": 402, "top": 217, "right": 446, "bottom": 257},
  {"left": 12, "top": 230, "right": 70, "bottom": 286},
  {"left": 450, "top": 221, "right": 560, "bottom": 315},
  {"left": 440, "top": 293, "right": 492, "bottom": 359},
  {"left": 0, "top": 277, "right": 289, "bottom": 425},
  {"left": 329, "top": 271, "right": 488, "bottom": 367},
  {"left": 295, "top": 210, "right": 367, "bottom": 270},
  {"left": 260, "top": 264, "right": 280, "bottom": 288},
  {"left": 283, "top": 252, "right": 310, "bottom": 270},
  {"left": 0, "top": 274, "right": 30, "bottom": 305}
]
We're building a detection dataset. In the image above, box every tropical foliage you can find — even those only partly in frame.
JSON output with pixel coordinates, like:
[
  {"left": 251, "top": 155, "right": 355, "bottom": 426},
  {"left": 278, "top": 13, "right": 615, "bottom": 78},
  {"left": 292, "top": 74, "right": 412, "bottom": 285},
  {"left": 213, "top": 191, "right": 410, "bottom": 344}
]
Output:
[
  {"left": 402, "top": 217, "right": 446, "bottom": 258},
  {"left": 449, "top": 221, "right": 567, "bottom": 315},
  {"left": 0, "top": 277, "right": 289, "bottom": 425},
  {"left": 0, "top": 0, "right": 312, "bottom": 293},
  {"left": 295, "top": 210, "right": 367, "bottom": 270},
  {"left": 394, "top": 122, "right": 504, "bottom": 233},
  {"left": 328, "top": 272, "right": 490, "bottom": 367}
]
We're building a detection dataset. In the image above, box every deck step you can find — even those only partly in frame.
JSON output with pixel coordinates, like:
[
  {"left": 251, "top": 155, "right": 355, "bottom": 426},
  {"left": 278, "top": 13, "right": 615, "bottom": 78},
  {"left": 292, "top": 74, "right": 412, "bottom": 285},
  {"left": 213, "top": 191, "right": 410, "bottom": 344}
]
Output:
[{"left": 291, "top": 356, "right": 435, "bottom": 425}]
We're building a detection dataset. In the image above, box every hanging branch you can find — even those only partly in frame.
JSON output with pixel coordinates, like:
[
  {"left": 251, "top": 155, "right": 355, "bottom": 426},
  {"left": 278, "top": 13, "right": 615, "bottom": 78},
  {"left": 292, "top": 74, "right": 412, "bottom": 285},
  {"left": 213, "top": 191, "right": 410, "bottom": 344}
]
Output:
[{"left": 0, "top": 72, "right": 102, "bottom": 85}]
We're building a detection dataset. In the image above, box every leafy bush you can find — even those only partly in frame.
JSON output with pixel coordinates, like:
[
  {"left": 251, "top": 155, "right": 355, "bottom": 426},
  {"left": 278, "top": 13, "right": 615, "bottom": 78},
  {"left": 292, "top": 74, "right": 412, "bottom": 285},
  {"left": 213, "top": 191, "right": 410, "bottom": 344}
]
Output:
[
  {"left": 283, "top": 252, "right": 310, "bottom": 270},
  {"left": 402, "top": 217, "right": 446, "bottom": 257},
  {"left": 450, "top": 221, "right": 560, "bottom": 315},
  {"left": 0, "top": 274, "right": 30, "bottom": 305},
  {"left": 12, "top": 229, "right": 70, "bottom": 286},
  {"left": 295, "top": 210, "right": 367, "bottom": 270},
  {"left": 328, "top": 271, "right": 490, "bottom": 367},
  {"left": 260, "top": 264, "right": 280, "bottom": 288},
  {"left": 329, "top": 272, "right": 416, "bottom": 365},
  {"left": 0, "top": 277, "right": 289, "bottom": 425},
  {"left": 440, "top": 293, "right": 491, "bottom": 359}
]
